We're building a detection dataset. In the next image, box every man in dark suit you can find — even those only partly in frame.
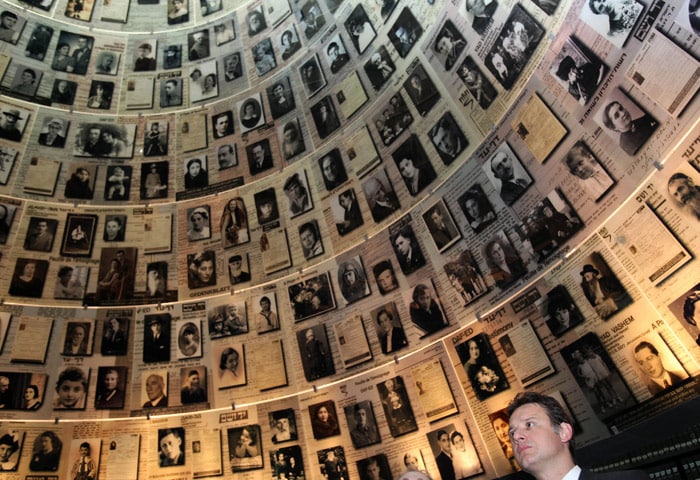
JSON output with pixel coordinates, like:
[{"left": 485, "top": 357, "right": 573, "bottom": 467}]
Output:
[
  {"left": 71, "top": 36, "right": 92, "bottom": 75},
  {"left": 376, "top": 308, "right": 407, "bottom": 354},
  {"left": 508, "top": 391, "right": 649, "bottom": 480},
  {"left": 38, "top": 118, "right": 66, "bottom": 147},
  {"left": 143, "top": 315, "right": 169, "bottom": 363},
  {"left": 143, "top": 373, "right": 168, "bottom": 408},
  {"left": 247, "top": 140, "right": 273, "bottom": 175},
  {"left": 633, "top": 341, "right": 687, "bottom": 395},
  {"left": 435, "top": 430, "right": 456, "bottom": 480},
  {"left": 393, "top": 227, "right": 425, "bottom": 274}
]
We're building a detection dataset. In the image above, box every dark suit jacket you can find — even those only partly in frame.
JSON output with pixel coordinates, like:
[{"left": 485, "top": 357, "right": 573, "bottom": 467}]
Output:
[
  {"left": 580, "top": 468, "right": 649, "bottom": 480},
  {"left": 380, "top": 327, "right": 408, "bottom": 354},
  {"left": 38, "top": 132, "right": 66, "bottom": 147}
]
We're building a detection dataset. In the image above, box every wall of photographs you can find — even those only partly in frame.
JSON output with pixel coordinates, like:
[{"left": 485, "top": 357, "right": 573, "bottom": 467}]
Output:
[{"left": 0, "top": 0, "right": 699, "bottom": 476}]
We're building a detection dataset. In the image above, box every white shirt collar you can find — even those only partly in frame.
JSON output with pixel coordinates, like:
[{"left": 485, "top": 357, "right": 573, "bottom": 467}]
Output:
[{"left": 563, "top": 465, "right": 582, "bottom": 480}]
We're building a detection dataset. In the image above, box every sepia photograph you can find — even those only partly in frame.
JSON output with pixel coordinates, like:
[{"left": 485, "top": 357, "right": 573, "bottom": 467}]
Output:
[{"left": 373, "top": 260, "right": 399, "bottom": 295}]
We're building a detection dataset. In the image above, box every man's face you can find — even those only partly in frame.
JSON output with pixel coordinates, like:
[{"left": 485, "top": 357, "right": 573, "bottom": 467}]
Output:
[
  {"left": 250, "top": 14, "right": 261, "bottom": 31},
  {"left": 37, "top": 221, "right": 48, "bottom": 233},
  {"left": 78, "top": 169, "right": 89, "bottom": 182},
  {"left": 377, "top": 269, "right": 395, "bottom": 291},
  {"left": 491, "top": 153, "right": 513, "bottom": 180},
  {"left": 71, "top": 326, "right": 85, "bottom": 344},
  {"left": 583, "top": 271, "right": 595, "bottom": 282},
  {"left": 378, "top": 312, "right": 391, "bottom": 331},
  {"left": 635, "top": 347, "right": 665, "bottom": 379},
  {"left": 434, "top": 126, "right": 458, "bottom": 155},
  {"left": 260, "top": 202, "right": 273, "bottom": 219},
  {"left": 102, "top": 55, "right": 114, "bottom": 67},
  {"left": 229, "top": 259, "right": 242, "bottom": 273},
  {"left": 465, "top": 199, "right": 480, "bottom": 218},
  {"left": 138, "top": 47, "right": 149, "bottom": 58},
  {"left": 0, "top": 380, "right": 8, "bottom": 393},
  {"left": 431, "top": 210, "right": 443, "bottom": 227},
  {"left": 190, "top": 374, "right": 200, "bottom": 387},
  {"left": 146, "top": 375, "right": 164, "bottom": 400},
  {"left": 300, "top": 229, "right": 316, "bottom": 250},
  {"left": 160, "top": 433, "right": 181, "bottom": 460},
  {"left": 21, "top": 71, "right": 34, "bottom": 85},
  {"left": 1, "top": 16, "right": 16, "bottom": 29},
  {"left": 509, "top": 403, "right": 568, "bottom": 474},
  {"left": 218, "top": 147, "right": 234, "bottom": 167},
  {"left": 668, "top": 177, "right": 700, "bottom": 215},
  {"left": 395, "top": 235, "right": 410, "bottom": 255},
  {"left": 273, "top": 84, "right": 284, "bottom": 99},
  {"left": 88, "top": 128, "right": 101, "bottom": 143},
  {"left": 216, "top": 116, "right": 229, "bottom": 134},
  {"left": 104, "top": 371, "right": 118, "bottom": 390},
  {"left": 438, "top": 433, "right": 451, "bottom": 453},
  {"left": 0, "top": 444, "right": 13, "bottom": 462},
  {"left": 416, "top": 291, "right": 430, "bottom": 310},
  {"left": 607, "top": 102, "right": 632, "bottom": 132},
  {"left": 355, "top": 408, "right": 367, "bottom": 426},
  {"left": 277, "top": 418, "right": 289, "bottom": 432},
  {"left": 41, "top": 436, "right": 52, "bottom": 453},
  {"left": 150, "top": 322, "right": 162, "bottom": 336},
  {"left": 253, "top": 145, "right": 264, "bottom": 162},
  {"left": 165, "top": 82, "right": 175, "bottom": 95},
  {"left": 322, "top": 157, "right": 337, "bottom": 181},
  {"left": 367, "top": 462, "right": 380, "bottom": 480}
]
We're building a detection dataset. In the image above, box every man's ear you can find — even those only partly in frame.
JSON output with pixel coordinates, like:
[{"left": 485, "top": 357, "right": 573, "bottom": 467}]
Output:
[{"left": 558, "top": 422, "right": 574, "bottom": 443}]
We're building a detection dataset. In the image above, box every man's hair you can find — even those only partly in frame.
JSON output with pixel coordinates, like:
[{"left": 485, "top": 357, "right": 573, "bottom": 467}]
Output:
[
  {"left": 80, "top": 441, "right": 91, "bottom": 451},
  {"left": 327, "top": 42, "right": 339, "bottom": 53},
  {"left": 634, "top": 340, "right": 659, "bottom": 356},
  {"left": 376, "top": 308, "right": 393, "bottom": 324},
  {"left": 165, "top": 79, "right": 177, "bottom": 87},
  {"left": 159, "top": 428, "right": 181, "bottom": 442},
  {"left": 188, "top": 369, "right": 199, "bottom": 377},
  {"left": 506, "top": 391, "right": 575, "bottom": 451},
  {"left": 412, "top": 284, "right": 429, "bottom": 302},
  {"left": 602, "top": 101, "right": 622, "bottom": 130},
  {"left": 1, "top": 11, "right": 17, "bottom": 20},
  {"left": 22, "top": 69, "right": 37, "bottom": 80},
  {"left": 56, "top": 367, "right": 87, "bottom": 390},
  {"left": 299, "top": 222, "right": 317, "bottom": 239},
  {"left": 0, "top": 433, "right": 18, "bottom": 452},
  {"left": 436, "top": 429, "right": 449, "bottom": 440},
  {"left": 58, "top": 266, "right": 73, "bottom": 277}
]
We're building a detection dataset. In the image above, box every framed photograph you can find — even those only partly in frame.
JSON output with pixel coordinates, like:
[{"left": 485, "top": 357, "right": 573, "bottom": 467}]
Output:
[
  {"left": 344, "top": 4, "right": 375, "bottom": 54},
  {"left": 482, "top": 143, "right": 533, "bottom": 206},
  {"left": 372, "top": 260, "right": 399, "bottom": 294},
  {"left": 267, "top": 76, "right": 296, "bottom": 119},
  {"left": 140, "top": 161, "right": 169, "bottom": 200},
  {"left": 24, "top": 217, "right": 58, "bottom": 252},
  {"left": 51, "top": 79, "right": 77, "bottom": 106},
  {"left": 270, "top": 445, "right": 303, "bottom": 480},
  {"left": 345, "top": 400, "right": 380, "bottom": 448},
  {"left": 228, "top": 425, "right": 263, "bottom": 471},
  {"left": 186, "top": 250, "right": 217, "bottom": 290},
  {"left": 372, "top": 302, "right": 407, "bottom": 354},
  {"left": 0, "top": 430, "right": 23, "bottom": 469},
  {"left": 336, "top": 256, "right": 370, "bottom": 303},
  {"left": 455, "top": 332, "right": 509, "bottom": 400},
  {"left": 64, "top": 164, "right": 96, "bottom": 200},
  {"left": 333, "top": 188, "right": 364, "bottom": 236},
  {"left": 427, "top": 424, "right": 483, "bottom": 479},
  {"left": 324, "top": 33, "right": 350, "bottom": 74},
  {"left": 94, "top": 50, "right": 119, "bottom": 74},
  {"left": 60, "top": 214, "right": 97, "bottom": 257},
  {"left": 186, "top": 205, "right": 211, "bottom": 241},
  {"left": 72, "top": 122, "right": 136, "bottom": 158},
  {"left": 279, "top": 118, "right": 306, "bottom": 161},
  {"left": 145, "top": 261, "right": 168, "bottom": 299},
  {"left": 254, "top": 187, "right": 280, "bottom": 225},
  {"left": 483, "top": 229, "right": 527, "bottom": 290},
  {"left": 95, "top": 366, "right": 127, "bottom": 409},
  {"left": 357, "top": 454, "right": 391, "bottom": 480},
  {"left": 388, "top": 7, "right": 423, "bottom": 58},
  {"left": 141, "top": 370, "right": 168, "bottom": 408},
  {"left": 297, "top": 324, "right": 335, "bottom": 381},
  {"left": 214, "top": 20, "right": 235, "bottom": 45},
  {"left": 246, "top": 7, "right": 268, "bottom": 36},
  {"left": 298, "top": 220, "right": 324, "bottom": 260},
  {"left": 390, "top": 223, "right": 426, "bottom": 275},
  {"left": 227, "top": 254, "right": 251, "bottom": 285},
  {"left": 300, "top": 55, "right": 327, "bottom": 98},
  {"left": 0, "top": 145, "right": 18, "bottom": 185},
  {"left": 289, "top": 272, "right": 336, "bottom": 321},
  {"left": 64, "top": 0, "right": 95, "bottom": 21},
  {"left": 188, "top": 60, "right": 218, "bottom": 103},
  {"left": 279, "top": 25, "right": 301, "bottom": 61},
  {"left": 542, "top": 285, "right": 585, "bottom": 337},
  {"left": 103, "top": 214, "right": 126, "bottom": 242},
  {"left": 0, "top": 103, "right": 31, "bottom": 142},
  {"left": 61, "top": 320, "right": 94, "bottom": 356},
  {"left": 282, "top": 170, "right": 313, "bottom": 217},
  {"left": 410, "top": 358, "right": 459, "bottom": 422},
  {"left": 52, "top": 32, "right": 93, "bottom": 74},
  {"left": 512, "top": 93, "right": 568, "bottom": 163},
  {"left": 577, "top": 251, "right": 633, "bottom": 319},
  {"left": 100, "top": 315, "right": 129, "bottom": 355},
  {"left": 392, "top": 134, "right": 437, "bottom": 196},
  {"left": 298, "top": 0, "right": 325, "bottom": 40},
  {"left": 498, "top": 320, "right": 555, "bottom": 387},
  {"left": 408, "top": 280, "right": 448, "bottom": 336},
  {"left": 443, "top": 250, "right": 489, "bottom": 306},
  {"left": 252, "top": 38, "right": 277, "bottom": 77},
  {"left": 269, "top": 408, "right": 298, "bottom": 443},
  {"left": 317, "top": 447, "right": 346, "bottom": 480},
  {"left": 221, "top": 197, "right": 249, "bottom": 248},
  {"left": 176, "top": 320, "right": 202, "bottom": 359},
  {"left": 550, "top": 36, "right": 607, "bottom": 106},
  {"left": 10, "top": 64, "right": 42, "bottom": 98},
  {"left": 0, "top": 202, "right": 17, "bottom": 243},
  {"left": 457, "top": 56, "right": 498, "bottom": 110},
  {"left": 157, "top": 428, "right": 185, "bottom": 467},
  {"left": 377, "top": 376, "right": 417, "bottom": 436},
  {"left": 372, "top": 92, "right": 413, "bottom": 147},
  {"left": 36, "top": 117, "right": 68, "bottom": 146},
  {"left": 53, "top": 366, "right": 89, "bottom": 410},
  {"left": 422, "top": 198, "right": 460, "bottom": 252},
  {"left": 238, "top": 95, "right": 266, "bottom": 134},
  {"left": 213, "top": 342, "right": 247, "bottom": 389},
  {"left": 247, "top": 139, "right": 274, "bottom": 176},
  {"left": 104, "top": 165, "right": 132, "bottom": 201},
  {"left": 0, "top": 313, "right": 10, "bottom": 353},
  {"left": 560, "top": 332, "right": 635, "bottom": 418},
  {"left": 668, "top": 282, "right": 700, "bottom": 346},
  {"left": 485, "top": 4, "right": 545, "bottom": 89},
  {"left": 180, "top": 366, "right": 207, "bottom": 405},
  {"left": 160, "top": 78, "right": 183, "bottom": 108},
  {"left": 188, "top": 29, "right": 210, "bottom": 61},
  {"left": 309, "top": 400, "right": 340, "bottom": 439},
  {"left": 253, "top": 293, "right": 280, "bottom": 334},
  {"left": 212, "top": 111, "right": 234, "bottom": 140},
  {"left": 162, "top": 44, "right": 182, "bottom": 69},
  {"left": 562, "top": 141, "right": 615, "bottom": 202},
  {"left": 458, "top": 183, "right": 496, "bottom": 233},
  {"left": 595, "top": 87, "right": 658, "bottom": 156},
  {"left": 404, "top": 62, "right": 440, "bottom": 117},
  {"left": 223, "top": 52, "right": 243, "bottom": 81},
  {"left": 580, "top": 0, "right": 642, "bottom": 48},
  {"left": 0, "top": 11, "right": 25, "bottom": 44},
  {"left": 184, "top": 156, "right": 209, "bottom": 190},
  {"left": 364, "top": 45, "right": 395, "bottom": 91},
  {"left": 362, "top": 169, "right": 400, "bottom": 223},
  {"left": 429, "top": 111, "right": 468, "bottom": 165},
  {"left": 9, "top": 258, "right": 48, "bottom": 298},
  {"left": 318, "top": 148, "right": 348, "bottom": 191},
  {"left": 143, "top": 313, "right": 171, "bottom": 363},
  {"left": 432, "top": 19, "right": 467, "bottom": 71},
  {"left": 29, "top": 430, "right": 62, "bottom": 471}
]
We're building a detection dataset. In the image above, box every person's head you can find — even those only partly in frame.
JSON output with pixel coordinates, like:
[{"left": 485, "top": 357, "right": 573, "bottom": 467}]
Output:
[
  {"left": 69, "top": 323, "right": 86, "bottom": 346},
  {"left": 284, "top": 173, "right": 304, "bottom": 198},
  {"left": 215, "top": 114, "right": 230, "bottom": 134},
  {"left": 259, "top": 296, "right": 272, "bottom": 313},
  {"left": 450, "top": 431, "right": 465, "bottom": 450},
  {"left": 548, "top": 298, "right": 572, "bottom": 328},
  {"left": 412, "top": 284, "right": 431, "bottom": 310},
  {"left": 588, "top": 0, "right": 610, "bottom": 14},
  {"left": 340, "top": 260, "right": 361, "bottom": 286},
  {"left": 316, "top": 404, "right": 329, "bottom": 422},
  {"left": 281, "top": 30, "right": 293, "bottom": 47},
  {"left": 0, "top": 11, "right": 17, "bottom": 29},
  {"left": 21, "top": 260, "right": 37, "bottom": 278},
  {"left": 243, "top": 100, "right": 257, "bottom": 118},
  {"left": 394, "top": 231, "right": 412, "bottom": 256},
  {"left": 248, "top": 10, "right": 264, "bottom": 32},
  {"left": 137, "top": 43, "right": 152, "bottom": 58},
  {"left": 239, "top": 426, "right": 257, "bottom": 445},
  {"left": 634, "top": 341, "right": 666, "bottom": 379},
  {"left": 398, "top": 157, "right": 418, "bottom": 179},
  {"left": 376, "top": 308, "right": 394, "bottom": 332},
  {"left": 252, "top": 143, "right": 265, "bottom": 162},
  {"left": 39, "top": 431, "right": 59, "bottom": 453},
  {"left": 506, "top": 392, "right": 575, "bottom": 475},
  {"left": 105, "top": 217, "right": 122, "bottom": 239},
  {"left": 0, "top": 434, "right": 18, "bottom": 462},
  {"left": 565, "top": 143, "right": 599, "bottom": 179},
  {"left": 204, "top": 73, "right": 216, "bottom": 89},
  {"left": 149, "top": 316, "right": 162, "bottom": 336},
  {"left": 220, "top": 347, "right": 239, "bottom": 372},
  {"left": 486, "top": 239, "right": 506, "bottom": 265},
  {"left": 435, "top": 32, "right": 454, "bottom": 55},
  {"left": 683, "top": 290, "right": 700, "bottom": 326},
  {"left": 366, "top": 458, "right": 381, "bottom": 480},
  {"left": 187, "top": 370, "right": 201, "bottom": 388},
  {"left": 466, "top": 339, "right": 480, "bottom": 362},
  {"left": 225, "top": 54, "right": 239, "bottom": 71},
  {"left": 556, "top": 56, "right": 578, "bottom": 85},
  {"left": 87, "top": 126, "right": 102, "bottom": 144},
  {"left": 338, "top": 189, "right": 354, "bottom": 209},
  {"left": 109, "top": 317, "right": 120, "bottom": 331},
  {"left": 20, "top": 68, "right": 36, "bottom": 85},
  {"left": 437, "top": 430, "right": 451, "bottom": 453},
  {"left": 490, "top": 151, "right": 514, "bottom": 180},
  {"left": 321, "top": 155, "right": 340, "bottom": 182},
  {"left": 187, "top": 158, "right": 202, "bottom": 177},
  {"left": 667, "top": 173, "right": 700, "bottom": 217},
  {"left": 217, "top": 144, "right": 235, "bottom": 167},
  {"left": 490, "top": 410, "right": 511, "bottom": 446},
  {"left": 190, "top": 207, "right": 208, "bottom": 232},
  {"left": 191, "top": 251, "right": 215, "bottom": 283},
  {"left": 282, "top": 122, "right": 298, "bottom": 144},
  {"left": 145, "top": 374, "right": 165, "bottom": 400},
  {"left": 159, "top": 429, "right": 182, "bottom": 461},
  {"left": 602, "top": 101, "right": 631, "bottom": 132},
  {"left": 374, "top": 261, "right": 396, "bottom": 292},
  {"left": 103, "top": 368, "right": 119, "bottom": 391},
  {"left": 228, "top": 255, "right": 243, "bottom": 274},
  {"left": 327, "top": 42, "right": 339, "bottom": 60},
  {"left": 432, "top": 118, "right": 459, "bottom": 156},
  {"left": 403, "top": 453, "right": 419, "bottom": 470},
  {"left": 300, "top": 222, "right": 318, "bottom": 251},
  {"left": 354, "top": 404, "right": 367, "bottom": 426},
  {"left": 55, "top": 367, "right": 87, "bottom": 408},
  {"left": 0, "top": 376, "right": 9, "bottom": 394},
  {"left": 58, "top": 266, "right": 73, "bottom": 285},
  {"left": 430, "top": 208, "right": 445, "bottom": 228},
  {"left": 579, "top": 264, "right": 599, "bottom": 282},
  {"left": 25, "top": 384, "right": 39, "bottom": 401}
]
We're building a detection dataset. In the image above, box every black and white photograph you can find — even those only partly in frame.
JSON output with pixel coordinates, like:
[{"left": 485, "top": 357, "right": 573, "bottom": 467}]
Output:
[
  {"left": 53, "top": 366, "right": 89, "bottom": 410},
  {"left": 132, "top": 40, "right": 157, "bottom": 71},
  {"left": 61, "top": 213, "right": 97, "bottom": 257},
  {"left": 228, "top": 425, "right": 262, "bottom": 471},
  {"left": 357, "top": 454, "right": 391, "bottom": 480},
  {"left": 542, "top": 285, "right": 585, "bottom": 337},
  {"left": 458, "top": 183, "right": 496, "bottom": 233},
  {"left": 594, "top": 88, "right": 658, "bottom": 156},
  {"left": 103, "top": 215, "right": 126, "bottom": 242},
  {"left": 160, "top": 78, "right": 183, "bottom": 108},
  {"left": 188, "top": 29, "right": 210, "bottom": 61},
  {"left": 485, "top": 4, "right": 545, "bottom": 90},
  {"left": 238, "top": 94, "right": 265, "bottom": 133},
  {"left": 324, "top": 33, "right": 350, "bottom": 74},
  {"left": 252, "top": 37, "right": 277, "bottom": 77},
  {"left": 247, "top": 139, "right": 274, "bottom": 176},
  {"left": 422, "top": 198, "right": 461, "bottom": 252},
  {"left": 141, "top": 371, "right": 168, "bottom": 408},
  {"left": 212, "top": 111, "right": 234, "bottom": 139},
  {"left": 299, "top": 220, "right": 324, "bottom": 260},
  {"left": 344, "top": 4, "right": 376, "bottom": 54},
  {"left": 668, "top": 282, "right": 700, "bottom": 346},
  {"left": 176, "top": 321, "right": 202, "bottom": 359},
  {"left": 577, "top": 251, "right": 633, "bottom": 319},
  {"left": 61, "top": 321, "right": 93, "bottom": 356},
  {"left": 189, "top": 61, "right": 218, "bottom": 103},
  {"left": 0, "top": 430, "right": 22, "bottom": 470},
  {"left": 391, "top": 223, "right": 426, "bottom": 275},
  {"left": 465, "top": 0, "right": 498, "bottom": 35},
  {"left": 0, "top": 145, "right": 17, "bottom": 185},
  {"left": 246, "top": 7, "right": 267, "bottom": 36},
  {"left": 0, "top": 202, "right": 15, "bottom": 244},
  {"left": 317, "top": 446, "right": 346, "bottom": 480},
  {"left": 223, "top": 52, "right": 243, "bottom": 81},
  {"left": 144, "top": 121, "right": 168, "bottom": 157},
  {"left": 344, "top": 400, "right": 380, "bottom": 448},
  {"left": 333, "top": 188, "right": 363, "bottom": 236},
  {"left": 309, "top": 400, "right": 340, "bottom": 439},
  {"left": 580, "top": 0, "right": 643, "bottom": 48},
  {"left": 254, "top": 187, "right": 280, "bottom": 225},
  {"left": 311, "top": 95, "right": 341, "bottom": 139},
  {"left": 377, "top": 376, "right": 417, "bottom": 436},
  {"left": 444, "top": 250, "right": 489, "bottom": 306},
  {"left": 482, "top": 143, "right": 533, "bottom": 206},
  {"left": 167, "top": 0, "right": 188, "bottom": 24},
  {"left": 186, "top": 206, "right": 211, "bottom": 241},
  {"left": 283, "top": 170, "right": 313, "bottom": 217},
  {"left": 337, "top": 256, "right": 370, "bottom": 304},
  {"left": 279, "top": 25, "right": 302, "bottom": 61},
  {"left": 298, "top": 324, "right": 335, "bottom": 381},
  {"left": 50, "top": 79, "right": 77, "bottom": 106},
  {"left": 318, "top": 148, "right": 348, "bottom": 191},
  {"left": 24, "top": 217, "right": 58, "bottom": 252},
  {"left": 64, "top": 164, "right": 96, "bottom": 200},
  {"left": 54, "top": 265, "right": 86, "bottom": 300},
  {"left": 187, "top": 250, "right": 217, "bottom": 290},
  {"left": 432, "top": 20, "right": 467, "bottom": 71},
  {"left": 271, "top": 445, "right": 303, "bottom": 480},
  {"left": 157, "top": 427, "right": 185, "bottom": 466},
  {"left": 0, "top": 103, "right": 31, "bottom": 142},
  {"left": 457, "top": 56, "right": 498, "bottom": 110},
  {"left": 429, "top": 111, "right": 468, "bottom": 165},
  {"left": 300, "top": 55, "right": 327, "bottom": 97},
  {"left": 141, "top": 161, "right": 169, "bottom": 200},
  {"left": 392, "top": 134, "right": 437, "bottom": 196},
  {"left": 146, "top": 262, "right": 168, "bottom": 298},
  {"left": 372, "top": 93, "right": 413, "bottom": 146},
  {"left": 373, "top": 260, "right": 399, "bottom": 294},
  {"left": 362, "top": 169, "right": 400, "bottom": 223},
  {"left": 560, "top": 332, "right": 635, "bottom": 418},
  {"left": 483, "top": 230, "right": 527, "bottom": 290},
  {"left": 52, "top": 32, "right": 93, "bottom": 75},
  {"left": 161, "top": 44, "right": 182, "bottom": 69},
  {"left": 270, "top": 408, "right": 298, "bottom": 443},
  {"left": 364, "top": 45, "right": 396, "bottom": 91},
  {"left": 372, "top": 302, "right": 407, "bottom": 354},
  {"left": 408, "top": 280, "right": 448, "bottom": 336},
  {"left": 456, "top": 332, "right": 510, "bottom": 400},
  {"left": 93, "top": 247, "right": 136, "bottom": 302},
  {"left": 95, "top": 366, "right": 127, "bottom": 409},
  {"left": 10, "top": 65, "right": 41, "bottom": 98},
  {"left": 427, "top": 424, "right": 483, "bottom": 479},
  {"left": 214, "top": 20, "right": 235, "bottom": 45},
  {"left": 551, "top": 36, "right": 608, "bottom": 105},
  {"left": 0, "top": 10, "right": 24, "bottom": 44},
  {"left": 213, "top": 342, "right": 247, "bottom": 389},
  {"left": 227, "top": 254, "right": 251, "bottom": 285},
  {"left": 388, "top": 7, "right": 423, "bottom": 58},
  {"left": 267, "top": 76, "right": 296, "bottom": 119},
  {"left": 254, "top": 293, "right": 281, "bottom": 334},
  {"left": 288, "top": 272, "right": 336, "bottom": 321},
  {"left": 184, "top": 156, "right": 209, "bottom": 190},
  {"left": 562, "top": 141, "right": 615, "bottom": 202},
  {"left": 221, "top": 197, "right": 250, "bottom": 247},
  {"left": 104, "top": 165, "right": 132, "bottom": 201},
  {"left": 29, "top": 430, "right": 62, "bottom": 471},
  {"left": 217, "top": 143, "right": 238, "bottom": 170},
  {"left": 279, "top": 118, "right": 306, "bottom": 160},
  {"left": 403, "top": 63, "right": 440, "bottom": 117},
  {"left": 143, "top": 314, "right": 171, "bottom": 363},
  {"left": 101, "top": 316, "right": 129, "bottom": 355},
  {"left": 298, "top": 0, "right": 326, "bottom": 40},
  {"left": 73, "top": 122, "right": 136, "bottom": 158}
]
